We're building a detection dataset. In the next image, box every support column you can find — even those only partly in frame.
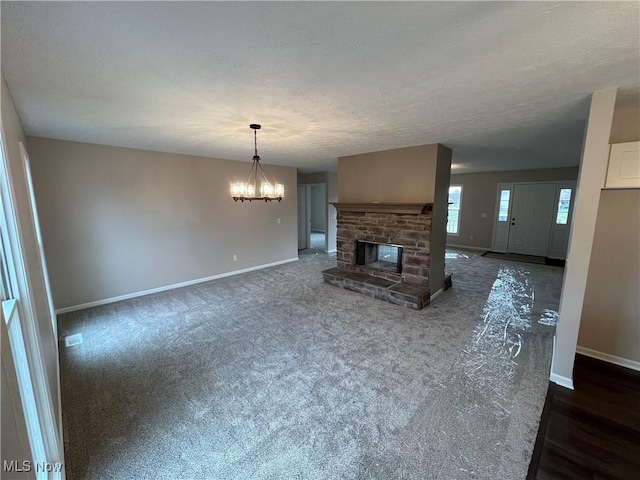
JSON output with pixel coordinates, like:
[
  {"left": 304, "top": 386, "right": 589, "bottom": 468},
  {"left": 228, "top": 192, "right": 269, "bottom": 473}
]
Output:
[{"left": 550, "top": 89, "right": 617, "bottom": 389}]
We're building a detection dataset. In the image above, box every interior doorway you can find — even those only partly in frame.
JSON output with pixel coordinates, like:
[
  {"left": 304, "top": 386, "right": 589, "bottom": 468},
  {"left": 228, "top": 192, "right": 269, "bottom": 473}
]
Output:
[{"left": 297, "top": 183, "right": 326, "bottom": 253}]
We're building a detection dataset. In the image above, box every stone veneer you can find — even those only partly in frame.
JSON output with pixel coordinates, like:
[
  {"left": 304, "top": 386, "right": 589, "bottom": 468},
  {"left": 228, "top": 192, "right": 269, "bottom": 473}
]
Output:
[
  {"left": 323, "top": 203, "right": 444, "bottom": 310},
  {"left": 336, "top": 205, "right": 432, "bottom": 287}
]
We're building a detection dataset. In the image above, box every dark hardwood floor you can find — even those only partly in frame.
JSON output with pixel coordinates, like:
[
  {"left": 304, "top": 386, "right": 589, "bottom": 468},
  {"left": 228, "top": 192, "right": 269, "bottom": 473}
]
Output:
[{"left": 529, "top": 354, "right": 640, "bottom": 479}]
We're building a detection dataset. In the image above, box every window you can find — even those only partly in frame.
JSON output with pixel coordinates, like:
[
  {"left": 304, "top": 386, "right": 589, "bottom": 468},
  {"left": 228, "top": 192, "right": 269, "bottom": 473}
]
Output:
[
  {"left": 498, "top": 189, "right": 510, "bottom": 222},
  {"left": 1, "top": 236, "right": 14, "bottom": 300},
  {"left": 556, "top": 188, "right": 572, "bottom": 224},
  {"left": 447, "top": 185, "right": 462, "bottom": 235}
]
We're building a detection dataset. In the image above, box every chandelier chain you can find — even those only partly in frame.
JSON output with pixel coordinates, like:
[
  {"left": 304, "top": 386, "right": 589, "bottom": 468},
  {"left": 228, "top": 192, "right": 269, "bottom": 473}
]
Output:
[{"left": 254, "top": 128, "right": 258, "bottom": 159}]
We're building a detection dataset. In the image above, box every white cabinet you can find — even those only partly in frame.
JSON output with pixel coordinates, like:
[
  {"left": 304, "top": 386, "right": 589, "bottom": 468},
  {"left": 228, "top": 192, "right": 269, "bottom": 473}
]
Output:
[{"left": 606, "top": 141, "right": 640, "bottom": 189}]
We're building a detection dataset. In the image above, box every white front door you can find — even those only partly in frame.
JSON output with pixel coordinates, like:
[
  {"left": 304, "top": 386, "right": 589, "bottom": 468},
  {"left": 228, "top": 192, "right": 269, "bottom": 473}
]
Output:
[{"left": 507, "top": 183, "right": 557, "bottom": 256}]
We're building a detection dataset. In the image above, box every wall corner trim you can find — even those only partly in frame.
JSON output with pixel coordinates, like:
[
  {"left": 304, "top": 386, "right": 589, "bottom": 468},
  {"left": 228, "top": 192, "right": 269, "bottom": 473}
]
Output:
[
  {"left": 549, "top": 373, "right": 575, "bottom": 390},
  {"left": 55, "top": 257, "right": 299, "bottom": 315},
  {"left": 576, "top": 346, "right": 640, "bottom": 372}
]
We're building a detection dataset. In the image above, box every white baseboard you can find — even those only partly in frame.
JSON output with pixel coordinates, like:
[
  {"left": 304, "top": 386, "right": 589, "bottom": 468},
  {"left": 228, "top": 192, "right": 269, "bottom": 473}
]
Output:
[
  {"left": 550, "top": 372, "right": 574, "bottom": 390},
  {"left": 576, "top": 346, "right": 640, "bottom": 371},
  {"left": 446, "top": 244, "right": 490, "bottom": 251},
  {"left": 327, "top": 249, "right": 337, "bottom": 254},
  {"left": 55, "top": 257, "right": 299, "bottom": 315},
  {"left": 430, "top": 288, "right": 443, "bottom": 302},
  {"left": 549, "top": 334, "right": 574, "bottom": 390}
]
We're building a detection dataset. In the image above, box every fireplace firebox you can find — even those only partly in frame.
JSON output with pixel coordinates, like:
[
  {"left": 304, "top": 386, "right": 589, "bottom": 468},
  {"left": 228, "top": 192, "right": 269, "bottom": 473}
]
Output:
[{"left": 356, "top": 241, "right": 403, "bottom": 274}]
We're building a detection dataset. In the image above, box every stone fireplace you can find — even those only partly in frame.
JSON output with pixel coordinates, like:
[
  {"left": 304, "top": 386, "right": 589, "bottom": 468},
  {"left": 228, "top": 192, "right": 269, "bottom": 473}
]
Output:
[{"left": 322, "top": 203, "right": 450, "bottom": 309}]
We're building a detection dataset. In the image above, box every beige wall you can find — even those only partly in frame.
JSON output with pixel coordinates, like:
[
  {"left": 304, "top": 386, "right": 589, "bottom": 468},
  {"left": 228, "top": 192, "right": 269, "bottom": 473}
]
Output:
[
  {"left": 610, "top": 103, "right": 640, "bottom": 144},
  {"left": 578, "top": 100, "right": 640, "bottom": 365},
  {"left": 298, "top": 172, "right": 328, "bottom": 185},
  {"left": 448, "top": 167, "right": 579, "bottom": 249},
  {"left": 578, "top": 189, "right": 640, "bottom": 364},
  {"left": 338, "top": 144, "right": 439, "bottom": 203},
  {"left": 26, "top": 137, "right": 298, "bottom": 310}
]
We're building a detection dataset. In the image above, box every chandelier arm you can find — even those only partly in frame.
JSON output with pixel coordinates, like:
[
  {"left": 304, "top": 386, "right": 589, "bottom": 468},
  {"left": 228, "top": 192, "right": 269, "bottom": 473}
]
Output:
[
  {"left": 252, "top": 161, "right": 258, "bottom": 195},
  {"left": 245, "top": 158, "right": 257, "bottom": 186},
  {"left": 255, "top": 159, "right": 273, "bottom": 186},
  {"left": 244, "top": 167, "right": 252, "bottom": 187}
]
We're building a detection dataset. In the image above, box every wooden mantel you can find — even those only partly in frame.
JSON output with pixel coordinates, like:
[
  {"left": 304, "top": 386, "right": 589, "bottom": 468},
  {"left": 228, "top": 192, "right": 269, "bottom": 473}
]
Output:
[{"left": 330, "top": 202, "right": 433, "bottom": 215}]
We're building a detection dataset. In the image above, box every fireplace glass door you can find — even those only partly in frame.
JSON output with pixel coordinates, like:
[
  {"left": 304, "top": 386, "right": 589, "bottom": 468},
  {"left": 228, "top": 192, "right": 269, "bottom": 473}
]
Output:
[{"left": 356, "top": 241, "right": 403, "bottom": 273}]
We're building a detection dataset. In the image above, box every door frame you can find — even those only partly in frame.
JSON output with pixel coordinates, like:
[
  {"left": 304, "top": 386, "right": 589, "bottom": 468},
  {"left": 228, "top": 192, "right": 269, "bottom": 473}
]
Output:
[
  {"left": 1, "top": 124, "right": 64, "bottom": 477},
  {"left": 297, "top": 185, "right": 310, "bottom": 250},
  {"left": 19, "top": 142, "right": 57, "bottom": 336},
  {"left": 308, "top": 183, "right": 327, "bottom": 251},
  {"left": 297, "top": 183, "right": 328, "bottom": 251},
  {"left": 491, "top": 180, "right": 577, "bottom": 258}
]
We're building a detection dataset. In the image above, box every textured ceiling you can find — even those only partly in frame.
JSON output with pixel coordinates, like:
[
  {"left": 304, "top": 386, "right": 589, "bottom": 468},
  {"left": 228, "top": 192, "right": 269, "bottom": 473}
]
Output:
[{"left": 2, "top": 1, "right": 639, "bottom": 173}]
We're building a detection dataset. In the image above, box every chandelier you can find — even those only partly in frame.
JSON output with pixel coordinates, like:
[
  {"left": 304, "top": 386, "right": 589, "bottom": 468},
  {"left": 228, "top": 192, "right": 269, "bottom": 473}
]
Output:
[{"left": 231, "top": 124, "right": 284, "bottom": 202}]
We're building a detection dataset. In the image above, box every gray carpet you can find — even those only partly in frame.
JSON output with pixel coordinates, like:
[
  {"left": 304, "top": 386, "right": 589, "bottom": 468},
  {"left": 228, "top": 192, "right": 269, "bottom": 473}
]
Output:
[
  {"left": 58, "top": 250, "right": 562, "bottom": 479},
  {"left": 299, "top": 232, "right": 326, "bottom": 255}
]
